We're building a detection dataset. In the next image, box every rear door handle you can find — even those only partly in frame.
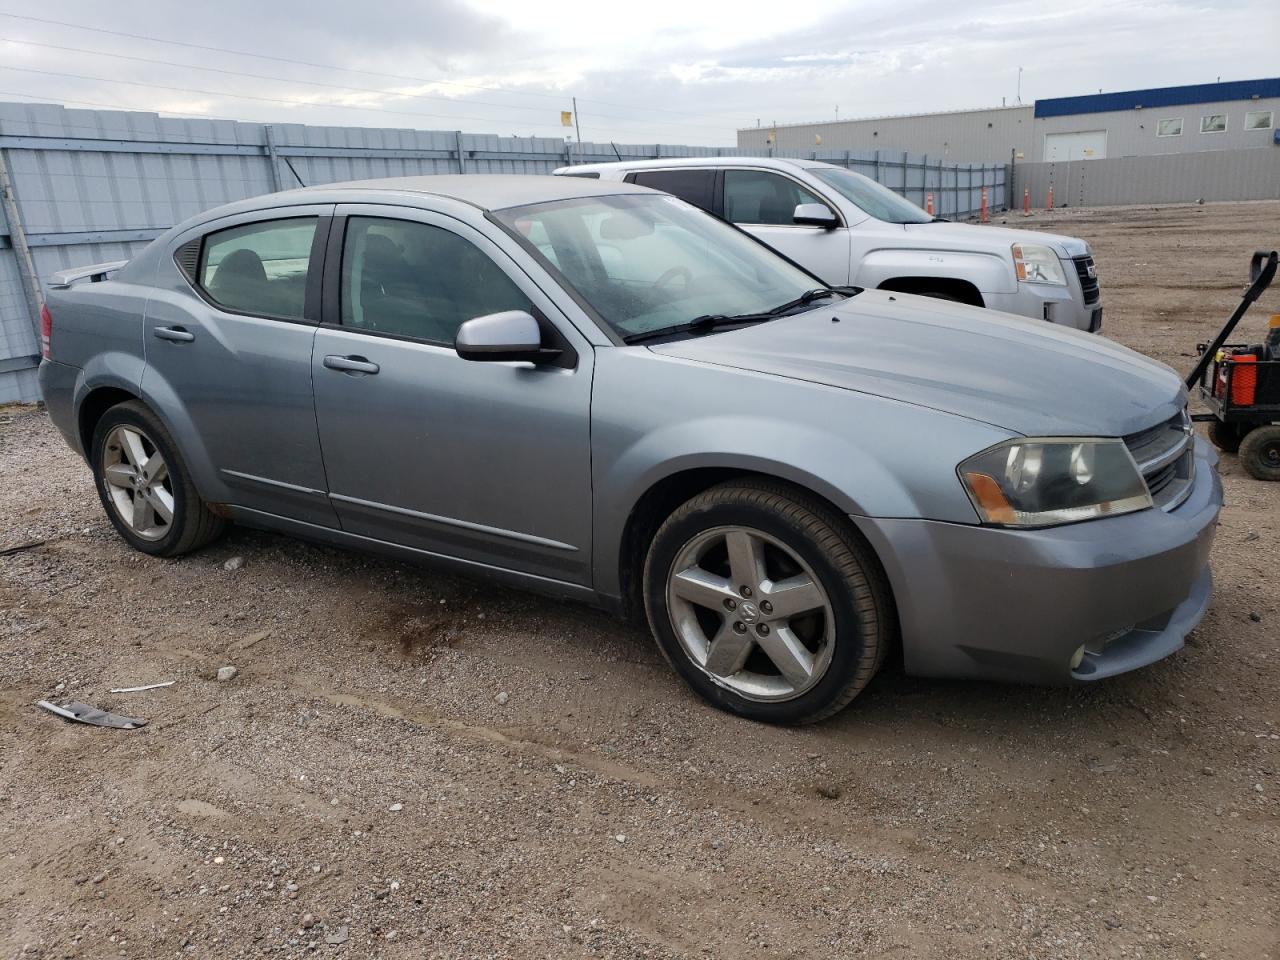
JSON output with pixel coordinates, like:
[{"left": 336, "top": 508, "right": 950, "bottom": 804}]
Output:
[
  {"left": 153, "top": 325, "right": 194, "bottom": 343},
  {"left": 323, "top": 354, "right": 380, "bottom": 375}
]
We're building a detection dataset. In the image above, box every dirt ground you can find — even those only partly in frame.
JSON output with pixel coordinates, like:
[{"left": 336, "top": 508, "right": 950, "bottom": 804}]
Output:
[{"left": 2, "top": 200, "right": 1278, "bottom": 960}]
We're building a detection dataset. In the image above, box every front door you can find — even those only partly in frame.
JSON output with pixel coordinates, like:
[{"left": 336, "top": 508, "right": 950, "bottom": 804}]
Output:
[
  {"left": 310, "top": 205, "right": 594, "bottom": 586},
  {"left": 721, "top": 168, "right": 852, "bottom": 284},
  {"left": 142, "top": 207, "right": 338, "bottom": 527}
]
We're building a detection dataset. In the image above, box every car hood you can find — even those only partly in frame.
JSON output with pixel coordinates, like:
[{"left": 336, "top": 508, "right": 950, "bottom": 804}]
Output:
[
  {"left": 901, "top": 219, "right": 1090, "bottom": 258},
  {"left": 649, "top": 290, "right": 1184, "bottom": 437}
]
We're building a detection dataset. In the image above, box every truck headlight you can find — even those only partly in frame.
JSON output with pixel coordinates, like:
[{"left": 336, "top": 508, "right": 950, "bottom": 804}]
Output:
[
  {"left": 959, "top": 438, "right": 1152, "bottom": 527},
  {"left": 1012, "top": 243, "right": 1066, "bottom": 285}
]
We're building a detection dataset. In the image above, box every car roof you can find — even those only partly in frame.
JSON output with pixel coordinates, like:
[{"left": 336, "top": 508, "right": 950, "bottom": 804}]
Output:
[
  {"left": 306, "top": 174, "right": 653, "bottom": 211},
  {"left": 554, "top": 156, "right": 825, "bottom": 175}
]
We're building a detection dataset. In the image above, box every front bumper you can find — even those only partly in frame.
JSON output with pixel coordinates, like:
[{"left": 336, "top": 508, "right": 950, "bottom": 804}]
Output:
[
  {"left": 852, "top": 438, "right": 1222, "bottom": 685},
  {"left": 983, "top": 282, "right": 1102, "bottom": 332}
]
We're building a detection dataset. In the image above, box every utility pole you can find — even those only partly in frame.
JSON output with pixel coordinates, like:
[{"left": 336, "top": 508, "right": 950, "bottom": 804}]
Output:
[{"left": 572, "top": 96, "right": 583, "bottom": 162}]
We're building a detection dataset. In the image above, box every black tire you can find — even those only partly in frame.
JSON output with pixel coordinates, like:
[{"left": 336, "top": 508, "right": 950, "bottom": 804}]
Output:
[
  {"left": 90, "top": 400, "right": 226, "bottom": 556},
  {"left": 1207, "top": 419, "right": 1243, "bottom": 454},
  {"left": 1238, "top": 425, "right": 1280, "bottom": 481},
  {"left": 642, "top": 479, "right": 895, "bottom": 724}
]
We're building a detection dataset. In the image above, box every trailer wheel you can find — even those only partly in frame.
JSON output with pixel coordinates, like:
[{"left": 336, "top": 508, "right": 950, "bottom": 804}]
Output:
[
  {"left": 1238, "top": 425, "right": 1280, "bottom": 481},
  {"left": 1207, "top": 420, "right": 1244, "bottom": 454}
]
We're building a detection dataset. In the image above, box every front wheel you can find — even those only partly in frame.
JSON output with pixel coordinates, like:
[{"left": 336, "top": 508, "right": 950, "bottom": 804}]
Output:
[
  {"left": 642, "top": 480, "right": 894, "bottom": 724},
  {"left": 1238, "top": 425, "right": 1280, "bottom": 481},
  {"left": 91, "top": 401, "right": 226, "bottom": 556},
  {"left": 1207, "top": 419, "right": 1243, "bottom": 454}
]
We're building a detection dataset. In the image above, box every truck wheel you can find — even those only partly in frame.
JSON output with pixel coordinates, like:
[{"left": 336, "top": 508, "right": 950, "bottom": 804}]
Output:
[
  {"left": 90, "top": 401, "right": 226, "bottom": 556},
  {"left": 1238, "top": 425, "right": 1280, "bottom": 481},
  {"left": 1207, "top": 420, "right": 1243, "bottom": 453},
  {"left": 642, "top": 480, "right": 894, "bottom": 724}
]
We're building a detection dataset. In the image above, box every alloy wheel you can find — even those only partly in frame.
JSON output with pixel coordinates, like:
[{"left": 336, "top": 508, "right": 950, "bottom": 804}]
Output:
[
  {"left": 101, "top": 425, "right": 174, "bottom": 541},
  {"left": 666, "top": 525, "right": 835, "bottom": 702}
]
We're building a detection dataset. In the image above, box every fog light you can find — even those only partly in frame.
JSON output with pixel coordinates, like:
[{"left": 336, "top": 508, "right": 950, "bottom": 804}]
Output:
[{"left": 1070, "top": 644, "right": 1086, "bottom": 670}]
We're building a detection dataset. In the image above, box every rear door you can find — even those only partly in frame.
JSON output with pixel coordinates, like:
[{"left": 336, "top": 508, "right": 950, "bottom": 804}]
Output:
[
  {"left": 143, "top": 207, "right": 338, "bottom": 527},
  {"left": 310, "top": 205, "right": 594, "bottom": 586},
  {"left": 721, "top": 168, "right": 851, "bottom": 284}
]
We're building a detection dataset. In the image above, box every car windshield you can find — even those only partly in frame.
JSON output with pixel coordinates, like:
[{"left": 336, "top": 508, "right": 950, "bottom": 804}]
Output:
[
  {"left": 493, "top": 194, "right": 821, "bottom": 340},
  {"left": 809, "top": 167, "right": 934, "bottom": 224}
]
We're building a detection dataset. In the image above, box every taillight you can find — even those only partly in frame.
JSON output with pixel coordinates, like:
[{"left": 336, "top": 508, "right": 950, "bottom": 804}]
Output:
[{"left": 39, "top": 303, "right": 52, "bottom": 359}]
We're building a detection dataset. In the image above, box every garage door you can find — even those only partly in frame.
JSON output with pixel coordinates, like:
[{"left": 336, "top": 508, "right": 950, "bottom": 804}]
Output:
[{"left": 1043, "top": 130, "right": 1107, "bottom": 161}]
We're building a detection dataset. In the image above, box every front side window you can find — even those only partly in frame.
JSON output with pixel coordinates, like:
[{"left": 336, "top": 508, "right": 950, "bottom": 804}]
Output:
[
  {"left": 1200, "top": 114, "right": 1227, "bottom": 133},
  {"left": 628, "top": 169, "right": 716, "bottom": 213},
  {"left": 1156, "top": 118, "right": 1183, "bottom": 137},
  {"left": 808, "top": 166, "right": 934, "bottom": 224},
  {"left": 495, "top": 194, "right": 819, "bottom": 341},
  {"left": 199, "top": 217, "right": 317, "bottom": 319},
  {"left": 340, "top": 217, "right": 530, "bottom": 344},
  {"left": 1245, "top": 110, "right": 1274, "bottom": 130},
  {"left": 723, "top": 169, "right": 827, "bottom": 226}
]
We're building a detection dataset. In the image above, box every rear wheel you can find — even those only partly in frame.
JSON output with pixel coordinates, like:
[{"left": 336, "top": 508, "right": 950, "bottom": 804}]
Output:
[
  {"left": 1207, "top": 419, "right": 1244, "bottom": 454},
  {"left": 1238, "top": 425, "right": 1280, "bottom": 481},
  {"left": 91, "top": 401, "right": 225, "bottom": 556},
  {"left": 642, "top": 480, "right": 894, "bottom": 724}
]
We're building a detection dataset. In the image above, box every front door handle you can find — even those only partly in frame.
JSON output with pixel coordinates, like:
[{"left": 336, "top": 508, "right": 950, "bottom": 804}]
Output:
[
  {"left": 323, "top": 354, "right": 380, "bottom": 375},
  {"left": 153, "top": 325, "right": 195, "bottom": 343}
]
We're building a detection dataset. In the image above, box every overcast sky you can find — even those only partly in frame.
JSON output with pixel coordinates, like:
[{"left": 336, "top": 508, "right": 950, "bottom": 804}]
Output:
[{"left": 0, "top": 1, "right": 1276, "bottom": 146}]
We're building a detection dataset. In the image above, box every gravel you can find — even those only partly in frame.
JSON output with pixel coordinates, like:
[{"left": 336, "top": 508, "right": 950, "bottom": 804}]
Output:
[{"left": 1, "top": 200, "right": 1278, "bottom": 959}]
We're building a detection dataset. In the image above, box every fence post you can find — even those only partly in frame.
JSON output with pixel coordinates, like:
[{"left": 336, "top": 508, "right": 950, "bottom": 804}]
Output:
[
  {"left": 0, "top": 148, "right": 45, "bottom": 349},
  {"left": 844, "top": 149, "right": 851, "bottom": 170},
  {"left": 874, "top": 149, "right": 882, "bottom": 186},
  {"left": 919, "top": 154, "right": 926, "bottom": 206},
  {"left": 263, "top": 125, "right": 285, "bottom": 192},
  {"left": 454, "top": 131, "right": 466, "bottom": 174}
]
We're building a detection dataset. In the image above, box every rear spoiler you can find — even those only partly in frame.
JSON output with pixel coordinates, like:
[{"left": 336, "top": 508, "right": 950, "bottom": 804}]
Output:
[{"left": 46, "top": 260, "right": 130, "bottom": 290}]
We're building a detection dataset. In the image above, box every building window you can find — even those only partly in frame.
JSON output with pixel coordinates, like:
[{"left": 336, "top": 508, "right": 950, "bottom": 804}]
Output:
[
  {"left": 1200, "top": 114, "right": 1227, "bottom": 134},
  {"left": 1244, "top": 110, "right": 1274, "bottom": 131},
  {"left": 1156, "top": 118, "right": 1183, "bottom": 137}
]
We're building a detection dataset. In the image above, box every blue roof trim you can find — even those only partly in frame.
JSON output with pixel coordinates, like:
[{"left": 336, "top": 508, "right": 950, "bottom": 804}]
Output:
[{"left": 1035, "top": 78, "right": 1280, "bottom": 118}]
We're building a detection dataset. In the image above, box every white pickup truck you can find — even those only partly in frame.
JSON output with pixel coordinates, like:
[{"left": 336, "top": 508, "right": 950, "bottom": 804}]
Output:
[{"left": 554, "top": 157, "right": 1102, "bottom": 332}]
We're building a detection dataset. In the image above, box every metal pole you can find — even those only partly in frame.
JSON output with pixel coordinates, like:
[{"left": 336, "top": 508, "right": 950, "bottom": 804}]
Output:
[
  {"left": 263, "top": 125, "right": 284, "bottom": 192},
  {"left": 0, "top": 148, "right": 45, "bottom": 346},
  {"left": 572, "top": 97, "right": 582, "bottom": 164},
  {"left": 455, "top": 130, "right": 466, "bottom": 174}
]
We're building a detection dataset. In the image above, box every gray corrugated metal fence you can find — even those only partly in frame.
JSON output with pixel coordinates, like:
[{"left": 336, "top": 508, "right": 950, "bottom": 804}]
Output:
[
  {"left": 0, "top": 101, "right": 1006, "bottom": 402},
  {"left": 1014, "top": 148, "right": 1280, "bottom": 209}
]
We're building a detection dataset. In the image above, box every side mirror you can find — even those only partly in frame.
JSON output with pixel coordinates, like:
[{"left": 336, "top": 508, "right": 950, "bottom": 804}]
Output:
[
  {"left": 793, "top": 203, "right": 838, "bottom": 228},
  {"left": 455, "top": 310, "right": 559, "bottom": 364}
]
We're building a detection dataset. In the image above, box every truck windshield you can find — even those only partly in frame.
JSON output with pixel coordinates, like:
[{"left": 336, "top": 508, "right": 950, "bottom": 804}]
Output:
[
  {"left": 810, "top": 167, "right": 934, "bottom": 224},
  {"left": 493, "top": 194, "right": 822, "bottom": 341}
]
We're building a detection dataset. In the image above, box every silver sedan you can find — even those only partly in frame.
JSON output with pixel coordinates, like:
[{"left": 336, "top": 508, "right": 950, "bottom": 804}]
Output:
[{"left": 38, "top": 175, "right": 1220, "bottom": 723}]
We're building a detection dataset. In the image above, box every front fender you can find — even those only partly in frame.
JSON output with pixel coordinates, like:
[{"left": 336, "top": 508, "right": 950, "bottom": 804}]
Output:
[
  {"left": 589, "top": 350, "right": 1012, "bottom": 599},
  {"left": 854, "top": 247, "right": 1016, "bottom": 296}
]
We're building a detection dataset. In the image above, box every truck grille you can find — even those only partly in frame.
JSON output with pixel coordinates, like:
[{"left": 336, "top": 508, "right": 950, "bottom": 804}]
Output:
[
  {"left": 1072, "top": 256, "right": 1100, "bottom": 305},
  {"left": 1123, "top": 410, "right": 1194, "bottom": 511}
]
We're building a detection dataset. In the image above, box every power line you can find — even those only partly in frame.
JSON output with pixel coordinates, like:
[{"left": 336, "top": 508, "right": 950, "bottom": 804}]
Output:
[
  {"left": 0, "top": 11, "right": 742, "bottom": 123},
  {"left": 0, "top": 35, "right": 728, "bottom": 133},
  {"left": 0, "top": 64, "right": 725, "bottom": 138}
]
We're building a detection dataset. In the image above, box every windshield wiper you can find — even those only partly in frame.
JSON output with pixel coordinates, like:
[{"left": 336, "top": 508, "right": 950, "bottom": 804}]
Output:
[
  {"left": 623, "top": 312, "right": 774, "bottom": 345},
  {"left": 765, "top": 286, "right": 859, "bottom": 316},
  {"left": 622, "top": 286, "right": 861, "bottom": 345}
]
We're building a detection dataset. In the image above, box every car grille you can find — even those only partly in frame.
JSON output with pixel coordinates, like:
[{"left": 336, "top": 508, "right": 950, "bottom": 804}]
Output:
[
  {"left": 1072, "top": 256, "right": 1100, "bottom": 305},
  {"left": 1124, "top": 410, "right": 1195, "bottom": 511}
]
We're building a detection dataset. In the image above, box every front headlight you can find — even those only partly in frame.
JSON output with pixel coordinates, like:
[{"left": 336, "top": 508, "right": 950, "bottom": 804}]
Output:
[
  {"left": 1012, "top": 243, "right": 1066, "bottom": 285},
  {"left": 958, "top": 438, "right": 1152, "bottom": 528}
]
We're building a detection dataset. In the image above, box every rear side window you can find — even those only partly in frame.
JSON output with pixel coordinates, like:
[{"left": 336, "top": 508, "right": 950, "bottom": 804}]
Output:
[
  {"left": 340, "top": 217, "right": 531, "bottom": 344},
  {"left": 723, "top": 170, "right": 824, "bottom": 226},
  {"left": 198, "top": 218, "right": 317, "bottom": 320},
  {"left": 627, "top": 169, "right": 716, "bottom": 213}
]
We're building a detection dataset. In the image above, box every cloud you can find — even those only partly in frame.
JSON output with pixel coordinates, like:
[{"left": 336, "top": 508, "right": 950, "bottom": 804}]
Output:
[{"left": 0, "top": 0, "right": 1275, "bottom": 147}]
